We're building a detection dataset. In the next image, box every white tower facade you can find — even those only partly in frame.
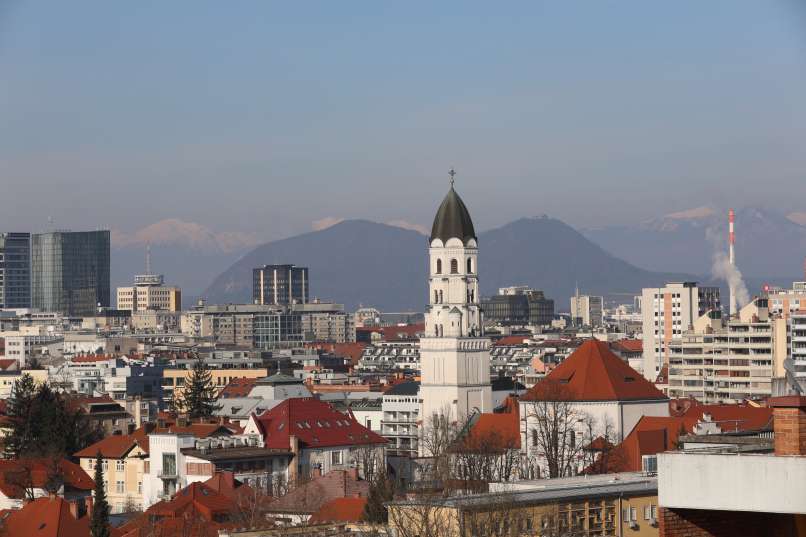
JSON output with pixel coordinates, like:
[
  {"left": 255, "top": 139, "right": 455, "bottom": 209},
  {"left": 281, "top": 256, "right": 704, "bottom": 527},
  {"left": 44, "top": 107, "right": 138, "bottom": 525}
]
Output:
[{"left": 420, "top": 171, "right": 492, "bottom": 435}]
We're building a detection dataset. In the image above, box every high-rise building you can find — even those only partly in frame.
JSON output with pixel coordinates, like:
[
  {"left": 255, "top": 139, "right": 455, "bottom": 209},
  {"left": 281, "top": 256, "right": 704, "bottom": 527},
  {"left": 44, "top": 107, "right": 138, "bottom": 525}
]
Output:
[
  {"left": 117, "top": 274, "right": 181, "bottom": 312},
  {"left": 641, "top": 282, "right": 721, "bottom": 381},
  {"left": 570, "top": 293, "right": 603, "bottom": 327},
  {"left": 252, "top": 264, "right": 309, "bottom": 305},
  {"left": 482, "top": 288, "right": 554, "bottom": 326},
  {"left": 420, "top": 172, "right": 492, "bottom": 431},
  {"left": 0, "top": 233, "right": 31, "bottom": 309},
  {"left": 31, "top": 230, "right": 110, "bottom": 316}
]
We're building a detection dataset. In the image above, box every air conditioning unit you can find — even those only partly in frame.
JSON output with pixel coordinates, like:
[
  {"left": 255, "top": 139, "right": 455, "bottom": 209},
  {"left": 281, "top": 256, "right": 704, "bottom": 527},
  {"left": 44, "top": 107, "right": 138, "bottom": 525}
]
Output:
[{"left": 628, "top": 520, "right": 639, "bottom": 529}]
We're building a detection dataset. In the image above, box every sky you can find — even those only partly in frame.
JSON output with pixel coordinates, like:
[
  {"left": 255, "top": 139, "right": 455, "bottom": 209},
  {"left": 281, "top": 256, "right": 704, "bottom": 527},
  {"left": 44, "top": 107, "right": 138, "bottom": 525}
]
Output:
[{"left": 2, "top": 1, "right": 806, "bottom": 244}]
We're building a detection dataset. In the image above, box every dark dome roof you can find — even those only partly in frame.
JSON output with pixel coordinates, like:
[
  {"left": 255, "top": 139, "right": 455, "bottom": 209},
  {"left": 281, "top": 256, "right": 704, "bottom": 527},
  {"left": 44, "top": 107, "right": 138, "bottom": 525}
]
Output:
[{"left": 430, "top": 186, "right": 477, "bottom": 244}]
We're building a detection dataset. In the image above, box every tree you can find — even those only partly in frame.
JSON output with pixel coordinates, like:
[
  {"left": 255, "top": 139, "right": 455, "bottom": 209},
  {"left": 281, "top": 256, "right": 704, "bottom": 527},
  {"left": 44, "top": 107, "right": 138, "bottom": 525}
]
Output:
[
  {"left": 4, "top": 374, "right": 37, "bottom": 457},
  {"left": 180, "top": 355, "right": 220, "bottom": 419},
  {"left": 90, "top": 451, "right": 110, "bottom": 537},
  {"left": 363, "top": 471, "right": 395, "bottom": 524},
  {"left": 522, "top": 380, "right": 590, "bottom": 479}
]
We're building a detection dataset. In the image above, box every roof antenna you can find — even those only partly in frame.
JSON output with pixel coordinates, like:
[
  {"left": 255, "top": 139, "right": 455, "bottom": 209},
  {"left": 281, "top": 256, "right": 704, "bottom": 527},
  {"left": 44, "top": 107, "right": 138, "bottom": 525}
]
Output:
[
  {"left": 145, "top": 244, "right": 152, "bottom": 275},
  {"left": 448, "top": 167, "right": 456, "bottom": 188}
]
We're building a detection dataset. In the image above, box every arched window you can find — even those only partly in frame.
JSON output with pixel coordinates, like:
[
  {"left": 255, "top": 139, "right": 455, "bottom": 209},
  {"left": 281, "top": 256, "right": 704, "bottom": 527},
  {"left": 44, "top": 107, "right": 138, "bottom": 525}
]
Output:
[
  {"left": 450, "top": 259, "right": 458, "bottom": 274},
  {"left": 467, "top": 258, "right": 473, "bottom": 274},
  {"left": 434, "top": 290, "right": 439, "bottom": 304},
  {"left": 438, "top": 290, "right": 443, "bottom": 304},
  {"left": 434, "top": 325, "right": 439, "bottom": 337},
  {"left": 436, "top": 259, "right": 442, "bottom": 274}
]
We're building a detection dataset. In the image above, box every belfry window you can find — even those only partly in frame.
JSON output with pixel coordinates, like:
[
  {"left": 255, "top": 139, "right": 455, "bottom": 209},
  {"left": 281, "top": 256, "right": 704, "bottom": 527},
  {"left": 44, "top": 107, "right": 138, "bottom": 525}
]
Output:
[
  {"left": 450, "top": 259, "right": 458, "bottom": 274},
  {"left": 436, "top": 259, "right": 442, "bottom": 274},
  {"left": 467, "top": 258, "right": 473, "bottom": 273}
]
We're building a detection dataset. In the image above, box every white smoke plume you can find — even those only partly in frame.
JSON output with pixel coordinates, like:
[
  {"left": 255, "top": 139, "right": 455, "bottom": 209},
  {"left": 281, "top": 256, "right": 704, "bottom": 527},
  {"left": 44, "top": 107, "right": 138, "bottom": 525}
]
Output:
[{"left": 705, "top": 226, "right": 750, "bottom": 309}]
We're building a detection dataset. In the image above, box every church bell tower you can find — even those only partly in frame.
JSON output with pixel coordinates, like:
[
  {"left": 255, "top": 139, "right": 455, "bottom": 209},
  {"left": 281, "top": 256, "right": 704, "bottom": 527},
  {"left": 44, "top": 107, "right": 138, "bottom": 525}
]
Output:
[{"left": 420, "top": 169, "right": 492, "bottom": 435}]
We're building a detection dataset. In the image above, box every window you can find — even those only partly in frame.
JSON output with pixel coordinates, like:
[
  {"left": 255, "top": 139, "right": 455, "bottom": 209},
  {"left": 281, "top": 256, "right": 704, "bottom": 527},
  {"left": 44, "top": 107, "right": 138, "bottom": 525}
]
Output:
[
  {"left": 331, "top": 450, "right": 343, "bottom": 466},
  {"left": 623, "top": 507, "right": 637, "bottom": 522},
  {"left": 102, "top": 460, "right": 109, "bottom": 471},
  {"left": 116, "top": 481, "right": 125, "bottom": 494},
  {"left": 116, "top": 460, "right": 125, "bottom": 471},
  {"left": 436, "top": 259, "right": 442, "bottom": 274},
  {"left": 138, "top": 481, "right": 142, "bottom": 494},
  {"left": 162, "top": 454, "right": 177, "bottom": 476},
  {"left": 450, "top": 259, "right": 458, "bottom": 274}
]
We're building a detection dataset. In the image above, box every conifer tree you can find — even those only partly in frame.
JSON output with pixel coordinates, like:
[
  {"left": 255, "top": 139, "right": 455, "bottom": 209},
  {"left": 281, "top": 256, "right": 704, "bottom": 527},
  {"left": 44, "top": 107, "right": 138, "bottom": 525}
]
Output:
[
  {"left": 90, "top": 451, "right": 110, "bottom": 537},
  {"left": 5, "top": 374, "right": 38, "bottom": 457},
  {"left": 181, "top": 355, "right": 220, "bottom": 419},
  {"left": 363, "top": 471, "right": 395, "bottom": 523}
]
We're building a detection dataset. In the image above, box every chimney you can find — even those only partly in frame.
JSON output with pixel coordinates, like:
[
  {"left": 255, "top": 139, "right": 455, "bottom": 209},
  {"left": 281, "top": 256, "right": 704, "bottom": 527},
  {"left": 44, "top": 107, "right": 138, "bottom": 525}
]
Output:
[
  {"left": 770, "top": 396, "right": 806, "bottom": 456},
  {"left": 729, "top": 208, "right": 737, "bottom": 317},
  {"left": 68, "top": 499, "right": 80, "bottom": 520}
]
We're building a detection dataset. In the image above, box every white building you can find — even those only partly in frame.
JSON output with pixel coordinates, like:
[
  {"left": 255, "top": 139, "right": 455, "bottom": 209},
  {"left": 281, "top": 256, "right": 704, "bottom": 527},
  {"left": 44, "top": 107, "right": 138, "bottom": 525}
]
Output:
[
  {"left": 420, "top": 176, "right": 492, "bottom": 431},
  {"left": 570, "top": 293, "right": 604, "bottom": 328},
  {"left": 382, "top": 381, "right": 420, "bottom": 458},
  {"left": 641, "top": 282, "right": 721, "bottom": 381},
  {"left": 117, "top": 273, "right": 181, "bottom": 312},
  {"left": 2, "top": 327, "right": 62, "bottom": 366}
]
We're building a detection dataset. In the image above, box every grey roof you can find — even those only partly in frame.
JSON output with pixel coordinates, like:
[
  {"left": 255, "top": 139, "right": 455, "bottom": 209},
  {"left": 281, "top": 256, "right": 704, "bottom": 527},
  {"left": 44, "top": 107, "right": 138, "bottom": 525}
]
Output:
[
  {"left": 430, "top": 186, "right": 477, "bottom": 244},
  {"left": 384, "top": 380, "right": 420, "bottom": 396},
  {"left": 255, "top": 372, "right": 302, "bottom": 385}
]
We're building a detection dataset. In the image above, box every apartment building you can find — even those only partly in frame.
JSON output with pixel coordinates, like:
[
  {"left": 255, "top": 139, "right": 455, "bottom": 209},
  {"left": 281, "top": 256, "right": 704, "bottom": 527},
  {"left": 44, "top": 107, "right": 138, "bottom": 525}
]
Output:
[
  {"left": 570, "top": 293, "right": 604, "bottom": 328},
  {"left": 180, "top": 303, "right": 304, "bottom": 348},
  {"left": 381, "top": 381, "right": 420, "bottom": 458},
  {"left": 641, "top": 282, "right": 721, "bottom": 381},
  {"left": 161, "top": 367, "right": 268, "bottom": 405},
  {"left": 253, "top": 264, "right": 308, "bottom": 305},
  {"left": 116, "top": 274, "right": 181, "bottom": 312},
  {"left": 667, "top": 298, "right": 786, "bottom": 403},
  {"left": 296, "top": 301, "right": 356, "bottom": 343},
  {"left": 787, "top": 312, "right": 806, "bottom": 393},
  {"left": 765, "top": 281, "right": 806, "bottom": 319}
]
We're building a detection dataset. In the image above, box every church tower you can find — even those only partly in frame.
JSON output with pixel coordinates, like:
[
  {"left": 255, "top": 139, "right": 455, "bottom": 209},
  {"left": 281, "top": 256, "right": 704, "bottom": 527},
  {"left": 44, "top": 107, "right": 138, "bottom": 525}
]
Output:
[{"left": 420, "top": 170, "right": 492, "bottom": 433}]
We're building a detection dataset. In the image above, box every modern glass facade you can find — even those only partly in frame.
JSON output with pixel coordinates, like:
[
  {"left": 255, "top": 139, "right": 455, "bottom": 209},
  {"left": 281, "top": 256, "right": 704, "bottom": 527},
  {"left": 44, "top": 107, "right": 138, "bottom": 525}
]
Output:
[
  {"left": 252, "top": 264, "right": 309, "bottom": 305},
  {"left": 31, "top": 230, "right": 110, "bottom": 316},
  {"left": 254, "top": 311, "right": 304, "bottom": 348},
  {"left": 0, "top": 232, "right": 31, "bottom": 308}
]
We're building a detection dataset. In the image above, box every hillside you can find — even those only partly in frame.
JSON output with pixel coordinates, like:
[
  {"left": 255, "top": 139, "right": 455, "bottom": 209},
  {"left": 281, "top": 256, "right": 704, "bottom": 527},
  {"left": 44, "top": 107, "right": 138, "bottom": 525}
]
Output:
[{"left": 202, "top": 217, "right": 696, "bottom": 311}]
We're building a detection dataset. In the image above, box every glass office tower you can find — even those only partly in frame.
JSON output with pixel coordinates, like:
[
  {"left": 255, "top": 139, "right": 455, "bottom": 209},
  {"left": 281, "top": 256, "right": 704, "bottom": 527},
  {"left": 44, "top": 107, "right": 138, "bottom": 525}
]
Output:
[
  {"left": 31, "top": 230, "right": 110, "bottom": 316},
  {"left": 0, "top": 233, "right": 31, "bottom": 308}
]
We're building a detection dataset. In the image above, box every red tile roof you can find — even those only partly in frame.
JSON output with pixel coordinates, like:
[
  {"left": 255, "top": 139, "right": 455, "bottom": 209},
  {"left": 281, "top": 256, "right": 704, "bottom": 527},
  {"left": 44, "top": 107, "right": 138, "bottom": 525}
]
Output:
[
  {"left": 308, "top": 497, "right": 367, "bottom": 524},
  {"left": 521, "top": 340, "right": 667, "bottom": 402},
  {"left": 0, "top": 359, "right": 17, "bottom": 371},
  {"left": 305, "top": 342, "right": 368, "bottom": 366},
  {"left": 682, "top": 404, "right": 772, "bottom": 433},
  {"left": 610, "top": 339, "right": 642, "bottom": 353},
  {"left": 71, "top": 354, "right": 115, "bottom": 363},
  {"left": 267, "top": 469, "right": 369, "bottom": 515},
  {"left": 459, "top": 400, "right": 521, "bottom": 451},
  {"left": 0, "top": 496, "right": 91, "bottom": 537},
  {"left": 253, "top": 398, "right": 386, "bottom": 450},
  {"left": 380, "top": 323, "right": 425, "bottom": 341},
  {"left": 220, "top": 377, "right": 258, "bottom": 399},
  {"left": 0, "top": 459, "right": 94, "bottom": 499}
]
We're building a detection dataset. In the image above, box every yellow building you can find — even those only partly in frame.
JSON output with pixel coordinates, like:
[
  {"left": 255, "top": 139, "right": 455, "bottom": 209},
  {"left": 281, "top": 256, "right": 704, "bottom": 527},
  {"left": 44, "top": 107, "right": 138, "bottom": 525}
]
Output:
[
  {"left": 75, "top": 427, "right": 150, "bottom": 513},
  {"left": 161, "top": 367, "right": 268, "bottom": 402},
  {"left": 388, "top": 473, "right": 659, "bottom": 537},
  {"left": 0, "top": 368, "right": 49, "bottom": 398},
  {"left": 117, "top": 274, "right": 181, "bottom": 312}
]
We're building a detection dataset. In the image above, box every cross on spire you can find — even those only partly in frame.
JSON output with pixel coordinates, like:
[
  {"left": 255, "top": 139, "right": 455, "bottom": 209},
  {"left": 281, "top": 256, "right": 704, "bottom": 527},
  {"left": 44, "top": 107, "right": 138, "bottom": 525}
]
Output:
[{"left": 448, "top": 167, "right": 456, "bottom": 187}]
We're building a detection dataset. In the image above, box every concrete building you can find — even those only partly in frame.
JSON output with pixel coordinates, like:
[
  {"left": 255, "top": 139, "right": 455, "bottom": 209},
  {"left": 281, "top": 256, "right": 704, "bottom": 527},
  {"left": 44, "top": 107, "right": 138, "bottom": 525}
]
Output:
[
  {"left": 253, "top": 264, "right": 309, "bottom": 306},
  {"left": 570, "top": 293, "right": 604, "bottom": 328},
  {"left": 765, "top": 281, "right": 806, "bottom": 319},
  {"left": 116, "top": 273, "right": 181, "bottom": 312},
  {"left": 296, "top": 301, "right": 356, "bottom": 343},
  {"left": 181, "top": 303, "right": 304, "bottom": 349},
  {"left": 2, "top": 327, "right": 63, "bottom": 366},
  {"left": 382, "top": 381, "right": 420, "bottom": 458},
  {"left": 31, "top": 230, "right": 110, "bottom": 316},
  {"left": 657, "top": 396, "right": 806, "bottom": 536},
  {"left": 482, "top": 288, "right": 554, "bottom": 327},
  {"left": 420, "top": 176, "right": 492, "bottom": 428},
  {"left": 161, "top": 367, "right": 268, "bottom": 405},
  {"left": 787, "top": 312, "right": 806, "bottom": 394},
  {"left": 0, "top": 232, "right": 31, "bottom": 309},
  {"left": 641, "top": 282, "right": 721, "bottom": 381},
  {"left": 667, "top": 298, "right": 786, "bottom": 403}
]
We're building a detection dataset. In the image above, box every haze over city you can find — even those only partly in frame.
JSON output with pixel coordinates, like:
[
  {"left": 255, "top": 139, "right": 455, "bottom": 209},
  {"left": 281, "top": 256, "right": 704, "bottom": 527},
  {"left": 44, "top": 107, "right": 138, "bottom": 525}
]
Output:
[{"left": 3, "top": 1, "right": 806, "bottom": 242}]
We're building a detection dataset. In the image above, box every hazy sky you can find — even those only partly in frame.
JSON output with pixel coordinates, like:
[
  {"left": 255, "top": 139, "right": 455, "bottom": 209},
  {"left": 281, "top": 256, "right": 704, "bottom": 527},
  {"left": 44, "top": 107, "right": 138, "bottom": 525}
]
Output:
[{"left": 2, "top": 1, "right": 806, "bottom": 242}]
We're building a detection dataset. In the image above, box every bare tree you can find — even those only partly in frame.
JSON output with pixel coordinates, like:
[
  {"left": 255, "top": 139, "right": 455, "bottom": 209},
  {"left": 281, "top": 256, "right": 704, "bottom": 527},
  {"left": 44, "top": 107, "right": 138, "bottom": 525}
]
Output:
[
  {"left": 387, "top": 494, "right": 457, "bottom": 537},
  {"left": 349, "top": 443, "right": 382, "bottom": 483},
  {"left": 451, "top": 427, "right": 520, "bottom": 486},
  {"left": 522, "top": 380, "right": 590, "bottom": 479},
  {"left": 459, "top": 493, "right": 529, "bottom": 537},
  {"left": 418, "top": 408, "right": 471, "bottom": 485}
]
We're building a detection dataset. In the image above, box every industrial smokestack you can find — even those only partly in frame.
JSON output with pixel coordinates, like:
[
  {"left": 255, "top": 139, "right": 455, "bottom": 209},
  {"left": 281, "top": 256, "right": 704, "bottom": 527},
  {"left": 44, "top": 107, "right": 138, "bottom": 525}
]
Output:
[{"left": 729, "top": 209, "right": 736, "bottom": 317}]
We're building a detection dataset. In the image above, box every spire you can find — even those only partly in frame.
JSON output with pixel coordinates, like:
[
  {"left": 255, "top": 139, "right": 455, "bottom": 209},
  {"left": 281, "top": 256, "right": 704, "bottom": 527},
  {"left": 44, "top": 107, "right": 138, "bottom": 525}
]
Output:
[{"left": 430, "top": 169, "right": 477, "bottom": 244}]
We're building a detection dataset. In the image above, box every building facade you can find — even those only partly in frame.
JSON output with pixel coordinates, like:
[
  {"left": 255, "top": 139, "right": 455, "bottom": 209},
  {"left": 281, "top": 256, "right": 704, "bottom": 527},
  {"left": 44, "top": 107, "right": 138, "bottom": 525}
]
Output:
[
  {"left": 117, "top": 274, "right": 181, "bottom": 312},
  {"left": 483, "top": 288, "right": 554, "bottom": 326},
  {"left": 253, "top": 264, "right": 309, "bottom": 306},
  {"left": 31, "top": 230, "right": 110, "bottom": 316},
  {"left": 0, "top": 232, "right": 31, "bottom": 309},
  {"left": 420, "top": 176, "right": 492, "bottom": 430},
  {"left": 570, "top": 293, "right": 604, "bottom": 328},
  {"left": 641, "top": 282, "right": 721, "bottom": 381}
]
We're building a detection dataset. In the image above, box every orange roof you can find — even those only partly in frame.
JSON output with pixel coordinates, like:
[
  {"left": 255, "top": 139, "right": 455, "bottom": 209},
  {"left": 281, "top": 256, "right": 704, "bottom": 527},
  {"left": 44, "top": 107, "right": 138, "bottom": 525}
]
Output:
[
  {"left": 611, "top": 339, "right": 642, "bottom": 353},
  {"left": 0, "top": 459, "right": 94, "bottom": 498},
  {"left": 0, "top": 359, "right": 17, "bottom": 371},
  {"left": 682, "top": 404, "right": 772, "bottom": 433},
  {"left": 220, "top": 377, "right": 258, "bottom": 398},
  {"left": 305, "top": 342, "right": 368, "bottom": 365},
  {"left": 521, "top": 340, "right": 667, "bottom": 402},
  {"left": 457, "top": 396, "right": 521, "bottom": 451},
  {"left": 308, "top": 497, "right": 367, "bottom": 524},
  {"left": 0, "top": 496, "right": 91, "bottom": 537},
  {"left": 71, "top": 354, "right": 115, "bottom": 363},
  {"left": 597, "top": 416, "right": 689, "bottom": 473}
]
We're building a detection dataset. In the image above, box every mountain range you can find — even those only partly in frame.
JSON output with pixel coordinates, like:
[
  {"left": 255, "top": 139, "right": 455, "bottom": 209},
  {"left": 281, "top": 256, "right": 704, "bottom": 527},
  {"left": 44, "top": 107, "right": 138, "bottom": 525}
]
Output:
[{"left": 200, "top": 217, "right": 695, "bottom": 311}]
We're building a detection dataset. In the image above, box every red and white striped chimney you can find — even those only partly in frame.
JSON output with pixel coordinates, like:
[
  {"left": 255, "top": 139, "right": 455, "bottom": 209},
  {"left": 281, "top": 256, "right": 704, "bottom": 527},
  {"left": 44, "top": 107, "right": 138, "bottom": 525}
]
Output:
[{"left": 729, "top": 209, "right": 736, "bottom": 316}]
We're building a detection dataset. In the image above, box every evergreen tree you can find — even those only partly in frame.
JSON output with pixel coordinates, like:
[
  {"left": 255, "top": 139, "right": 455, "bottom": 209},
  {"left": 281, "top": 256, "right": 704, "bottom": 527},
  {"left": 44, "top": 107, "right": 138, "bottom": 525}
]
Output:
[
  {"left": 90, "top": 451, "right": 110, "bottom": 537},
  {"left": 362, "top": 471, "right": 395, "bottom": 523},
  {"left": 181, "top": 355, "right": 220, "bottom": 419},
  {"left": 5, "top": 374, "right": 38, "bottom": 457}
]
